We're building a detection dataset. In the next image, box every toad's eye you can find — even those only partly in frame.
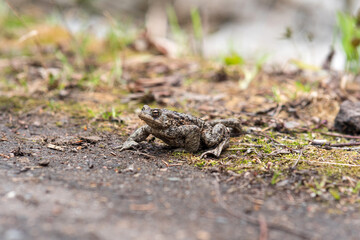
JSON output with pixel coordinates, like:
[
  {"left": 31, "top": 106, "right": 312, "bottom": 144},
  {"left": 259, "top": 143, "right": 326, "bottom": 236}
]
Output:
[{"left": 152, "top": 109, "right": 160, "bottom": 117}]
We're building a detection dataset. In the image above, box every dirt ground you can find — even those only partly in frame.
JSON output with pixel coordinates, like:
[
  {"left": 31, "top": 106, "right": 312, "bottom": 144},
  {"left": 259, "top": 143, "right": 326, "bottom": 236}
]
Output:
[
  {"left": 1, "top": 3, "right": 360, "bottom": 239},
  {"left": 0, "top": 109, "right": 359, "bottom": 240}
]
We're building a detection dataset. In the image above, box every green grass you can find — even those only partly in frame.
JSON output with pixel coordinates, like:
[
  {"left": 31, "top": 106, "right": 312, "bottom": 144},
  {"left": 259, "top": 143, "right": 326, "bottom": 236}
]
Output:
[
  {"left": 223, "top": 51, "right": 244, "bottom": 66},
  {"left": 337, "top": 11, "right": 360, "bottom": 73}
]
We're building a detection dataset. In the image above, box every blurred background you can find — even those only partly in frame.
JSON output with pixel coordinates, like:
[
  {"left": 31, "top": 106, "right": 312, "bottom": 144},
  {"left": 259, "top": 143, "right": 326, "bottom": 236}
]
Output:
[{"left": 4, "top": 0, "right": 360, "bottom": 70}]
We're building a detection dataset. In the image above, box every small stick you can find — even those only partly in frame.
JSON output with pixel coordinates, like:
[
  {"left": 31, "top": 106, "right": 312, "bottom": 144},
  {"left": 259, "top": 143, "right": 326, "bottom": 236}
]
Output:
[
  {"left": 237, "top": 144, "right": 263, "bottom": 147},
  {"left": 318, "top": 131, "right": 360, "bottom": 140},
  {"left": 273, "top": 104, "right": 283, "bottom": 118},
  {"left": 311, "top": 141, "right": 360, "bottom": 148},
  {"left": 290, "top": 149, "right": 303, "bottom": 170},
  {"left": 226, "top": 148, "right": 249, "bottom": 151},
  {"left": 161, "top": 160, "right": 169, "bottom": 167},
  {"left": 227, "top": 144, "right": 263, "bottom": 151},
  {"left": 285, "top": 158, "right": 360, "bottom": 167},
  {"left": 135, "top": 151, "right": 155, "bottom": 159},
  {"left": 168, "top": 163, "right": 183, "bottom": 167},
  {"left": 0, "top": 153, "right": 10, "bottom": 159}
]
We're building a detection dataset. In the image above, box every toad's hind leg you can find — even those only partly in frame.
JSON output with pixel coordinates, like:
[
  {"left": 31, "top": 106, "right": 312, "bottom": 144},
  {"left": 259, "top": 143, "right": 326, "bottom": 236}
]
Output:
[
  {"left": 208, "top": 118, "right": 242, "bottom": 136},
  {"left": 200, "top": 136, "right": 229, "bottom": 158},
  {"left": 201, "top": 123, "right": 230, "bottom": 158}
]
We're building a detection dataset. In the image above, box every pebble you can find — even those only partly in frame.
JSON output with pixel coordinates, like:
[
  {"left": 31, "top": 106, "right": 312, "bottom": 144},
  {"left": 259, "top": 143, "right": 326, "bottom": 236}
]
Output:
[
  {"left": 80, "top": 136, "right": 102, "bottom": 143},
  {"left": 88, "top": 160, "right": 94, "bottom": 169},
  {"left": 38, "top": 159, "right": 50, "bottom": 166},
  {"left": 168, "top": 177, "right": 181, "bottom": 182},
  {"left": 5, "top": 191, "right": 16, "bottom": 199}
]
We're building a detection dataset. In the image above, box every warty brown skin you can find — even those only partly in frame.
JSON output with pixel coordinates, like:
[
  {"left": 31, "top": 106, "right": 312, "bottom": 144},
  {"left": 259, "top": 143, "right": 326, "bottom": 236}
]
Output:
[{"left": 119, "top": 105, "right": 242, "bottom": 158}]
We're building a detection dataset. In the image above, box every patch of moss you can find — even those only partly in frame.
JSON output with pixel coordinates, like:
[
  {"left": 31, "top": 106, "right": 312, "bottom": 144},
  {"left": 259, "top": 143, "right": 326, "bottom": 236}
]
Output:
[{"left": 0, "top": 96, "right": 43, "bottom": 112}]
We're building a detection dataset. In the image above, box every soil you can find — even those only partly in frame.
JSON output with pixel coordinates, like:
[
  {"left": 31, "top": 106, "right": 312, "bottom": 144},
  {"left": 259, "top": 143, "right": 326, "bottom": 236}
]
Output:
[
  {"left": 1, "top": 111, "right": 359, "bottom": 240},
  {"left": 1, "top": 5, "right": 360, "bottom": 239}
]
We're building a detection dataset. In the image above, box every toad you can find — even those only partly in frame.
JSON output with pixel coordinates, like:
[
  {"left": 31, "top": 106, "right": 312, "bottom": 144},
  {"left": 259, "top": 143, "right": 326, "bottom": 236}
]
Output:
[{"left": 119, "top": 105, "right": 242, "bottom": 158}]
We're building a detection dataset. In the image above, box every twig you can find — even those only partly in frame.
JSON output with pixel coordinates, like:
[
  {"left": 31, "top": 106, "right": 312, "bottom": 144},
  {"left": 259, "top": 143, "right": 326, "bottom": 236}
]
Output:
[
  {"left": 168, "top": 163, "right": 183, "bottom": 167},
  {"left": 331, "top": 147, "right": 360, "bottom": 151},
  {"left": 317, "top": 131, "right": 360, "bottom": 140},
  {"left": 290, "top": 149, "right": 303, "bottom": 170},
  {"left": 161, "top": 160, "right": 169, "bottom": 167},
  {"left": 237, "top": 143, "right": 264, "bottom": 147},
  {"left": 135, "top": 151, "right": 155, "bottom": 159},
  {"left": 311, "top": 141, "right": 360, "bottom": 148},
  {"left": 0, "top": 153, "right": 10, "bottom": 159},
  {"left": 212, "top": 180, "right": 310, "bottom": 239},
  {"left": 227, "top": 144, "right": 263, "bottom": 151},
  {"left": 226, "top": 148, "right": 249, "bottom": 151},
  {"left": 284, "top": 158, "right": 360, "bottom": 167},
  {"left": 273, "top": 104, "right": 283, "bottom": 118}
]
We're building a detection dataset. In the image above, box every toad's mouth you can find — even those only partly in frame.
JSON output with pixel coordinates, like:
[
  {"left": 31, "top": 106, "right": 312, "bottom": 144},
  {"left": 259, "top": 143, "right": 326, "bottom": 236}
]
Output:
[{"left": 138, "top": 113, "right": 165, "bottom": 129}]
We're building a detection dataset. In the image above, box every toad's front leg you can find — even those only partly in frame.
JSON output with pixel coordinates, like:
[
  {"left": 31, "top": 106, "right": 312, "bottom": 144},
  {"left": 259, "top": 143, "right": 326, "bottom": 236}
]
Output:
[
  {"left": 178, "top": 125, "right": 201, "bottom": 152},
  {"left": 117, "top": 125, "right": 152, "bottom": 151}
]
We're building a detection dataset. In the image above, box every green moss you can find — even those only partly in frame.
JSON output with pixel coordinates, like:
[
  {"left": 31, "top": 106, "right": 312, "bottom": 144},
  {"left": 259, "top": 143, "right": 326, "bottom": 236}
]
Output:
[
  {"left": 0, "top": 96, "right": 43, "bottom": 112},
  {"left": 166, "top": 130, "right": 360, "bottom": 202}
]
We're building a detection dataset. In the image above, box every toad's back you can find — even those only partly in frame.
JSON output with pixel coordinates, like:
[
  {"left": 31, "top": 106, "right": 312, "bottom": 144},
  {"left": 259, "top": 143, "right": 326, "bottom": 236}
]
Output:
[{"left": 162, "top": 109, "right": 207, "bottom": 128}]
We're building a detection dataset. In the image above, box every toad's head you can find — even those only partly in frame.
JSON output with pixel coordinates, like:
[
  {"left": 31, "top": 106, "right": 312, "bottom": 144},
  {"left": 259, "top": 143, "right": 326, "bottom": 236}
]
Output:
[{"left": 138, "top": 105, "right": 171, "bottom": 129}]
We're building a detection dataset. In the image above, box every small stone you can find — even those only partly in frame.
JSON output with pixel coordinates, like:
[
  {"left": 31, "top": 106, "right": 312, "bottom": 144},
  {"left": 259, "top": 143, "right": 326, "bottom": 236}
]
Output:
[
  {"left": 276, "top": 179, "right": 289, "bottom": 187},
  {"left": 168, "top": 177, "right": 181, "bottom": 182},
  {"left": 33, "top": 121, "right": 41, "bottom": 127},
  {"left": 47, "top": 144, "right": 64, "bottom": 151},
  {"left": 284, "top": 121, "right": 300, "bottom": 129},
  {"left": 80, "top": 136, "right": 102, "bottom": 143},
  {"left": 5, "top": 191, "right": 16, "bottom": 199},
  {"left": 88, "top": 160, "right": 94, "bottom": 169},
  {"left": 126, "top": 164, "right": 135, "bottom": 172},
  {"left": 38, "top": 159, "right": 50, "bottom": 166},
  {"left": 59, "top": 89, "right": 69, "bottom": 99},
  {"left": 244, "top": 172, "right": 251, "bottom": 179},
  {"left": 334, "top": 101, "right": 360, "bottom": 135}
]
